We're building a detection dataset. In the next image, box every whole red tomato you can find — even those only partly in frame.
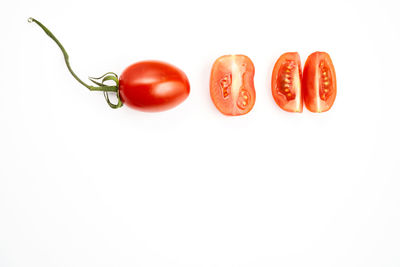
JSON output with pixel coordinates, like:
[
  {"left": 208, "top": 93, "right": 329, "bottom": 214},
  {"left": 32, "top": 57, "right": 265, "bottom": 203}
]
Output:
[{"left": 119, "top": 61, "right": 190, "bottom": 112}]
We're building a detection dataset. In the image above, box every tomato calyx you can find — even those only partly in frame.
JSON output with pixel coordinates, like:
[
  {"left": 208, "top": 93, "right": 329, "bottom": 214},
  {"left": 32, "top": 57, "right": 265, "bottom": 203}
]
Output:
[
  {"left": 88, "top": 72, "right": 123, "bottom": 109},
  {"left": 28, "top": 17, "right": 123, "bottom": 109}
]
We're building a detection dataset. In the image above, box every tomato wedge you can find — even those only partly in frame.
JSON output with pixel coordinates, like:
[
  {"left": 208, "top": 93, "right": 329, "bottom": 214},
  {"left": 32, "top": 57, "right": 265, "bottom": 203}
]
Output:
[
  {"left": 303, "top": 52, "right": 337, "bottom": 113},
  {"left": 210, "top": 55, "right": 256, "bottom": 116},
  {"left": 271, "top": 52, "right": 303, "bottom": 113}
]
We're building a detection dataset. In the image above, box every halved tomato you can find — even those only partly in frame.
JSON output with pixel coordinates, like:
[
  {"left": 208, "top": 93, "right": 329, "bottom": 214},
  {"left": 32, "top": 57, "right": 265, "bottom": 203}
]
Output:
[
  {"left": 303, "top": 52, "right": 337, "bottom": 113},
  {"left": 271, "top": 52, "right": 303, "bottom": 113},
  {"left": 210, "top": 55, "right": 256, "bottom": 116}
]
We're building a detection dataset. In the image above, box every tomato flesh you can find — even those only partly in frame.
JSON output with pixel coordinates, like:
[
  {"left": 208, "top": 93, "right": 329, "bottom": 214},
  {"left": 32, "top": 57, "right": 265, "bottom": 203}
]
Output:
[
  {"left": 271, "top": 52, "right": 302, "bottom": 112},
  {"left": 210, "top": 55, "right": 256, "bottom": 116},
  {"left": 119, "top": 61, "right": 190, "bottom": 112},
  {"left": 303, "top": 52, "right": 337, "bottom": 113}
]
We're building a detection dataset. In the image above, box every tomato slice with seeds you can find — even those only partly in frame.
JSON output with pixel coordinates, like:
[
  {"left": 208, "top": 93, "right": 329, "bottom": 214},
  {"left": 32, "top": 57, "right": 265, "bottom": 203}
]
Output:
[
  {"left": 303, "top": 52, "right": 337, "bottom": 113},
  {"left": 210, "top": 55, "right": 256, "bottom": 116},
  {"left": 271, "top": 52, "right": 303, "bottom": 113}
]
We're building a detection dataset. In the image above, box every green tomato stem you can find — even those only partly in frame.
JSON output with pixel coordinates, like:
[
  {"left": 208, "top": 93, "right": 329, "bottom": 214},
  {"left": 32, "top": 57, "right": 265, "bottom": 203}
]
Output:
[{"left": 28, "top": 17, "right": 123, "bottom": 108}]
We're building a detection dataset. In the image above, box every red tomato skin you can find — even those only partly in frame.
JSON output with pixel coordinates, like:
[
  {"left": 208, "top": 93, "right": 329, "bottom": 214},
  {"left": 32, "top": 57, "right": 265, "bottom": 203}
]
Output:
[
  {"left": 119, "top": 61, "right": 190, "bottom": 112},
  {"left": 271, "top": 52, "right": 303, "bottom": 113},
  {"left": 303, "top": 52, "right": 337, "bottom": 113},
  {"left": 210, "top": 55, "right": 256, "bottom": 116}
]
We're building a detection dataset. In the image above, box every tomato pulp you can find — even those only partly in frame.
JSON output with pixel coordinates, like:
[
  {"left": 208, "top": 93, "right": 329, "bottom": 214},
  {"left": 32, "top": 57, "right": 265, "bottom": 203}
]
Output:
[
  {"left": 119, "top": 61, "right": 190, "bottom": 112},
  {"left": 210, "top": 55, "right": 256, "bottom": 116},
  {"left": 271, "top": 52, "right": 303, "bottom": 112},
  {"left": 302, "top": 52, "right": 337, "bottom": 113}
]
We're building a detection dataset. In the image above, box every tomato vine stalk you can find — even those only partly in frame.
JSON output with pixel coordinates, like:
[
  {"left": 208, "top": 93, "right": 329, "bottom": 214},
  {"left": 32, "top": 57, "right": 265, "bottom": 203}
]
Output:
[{"left": 28, "top": 17, "right": 123, "bottom": 108}]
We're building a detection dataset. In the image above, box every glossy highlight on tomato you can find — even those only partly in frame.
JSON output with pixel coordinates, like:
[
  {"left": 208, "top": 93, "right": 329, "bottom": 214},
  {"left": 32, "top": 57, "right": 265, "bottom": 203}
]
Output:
[
  {"left": 271, "top": 52, "right": 303, "bottom": 112},
  {"left": 303, "top": 52, "right": 337, "bottom": 113},
  {"left": 210, "top": 55, "right": 256, "bottom": 116},
  {"left": 119, "top": 61, "right": 190, "bottom": 112}
]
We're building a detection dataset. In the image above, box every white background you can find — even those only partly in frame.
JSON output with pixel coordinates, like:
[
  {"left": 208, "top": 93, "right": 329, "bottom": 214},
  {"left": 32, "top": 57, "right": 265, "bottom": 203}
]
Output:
[{"left": 1, "top": 0, "right": 400, "bottom": 266}]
